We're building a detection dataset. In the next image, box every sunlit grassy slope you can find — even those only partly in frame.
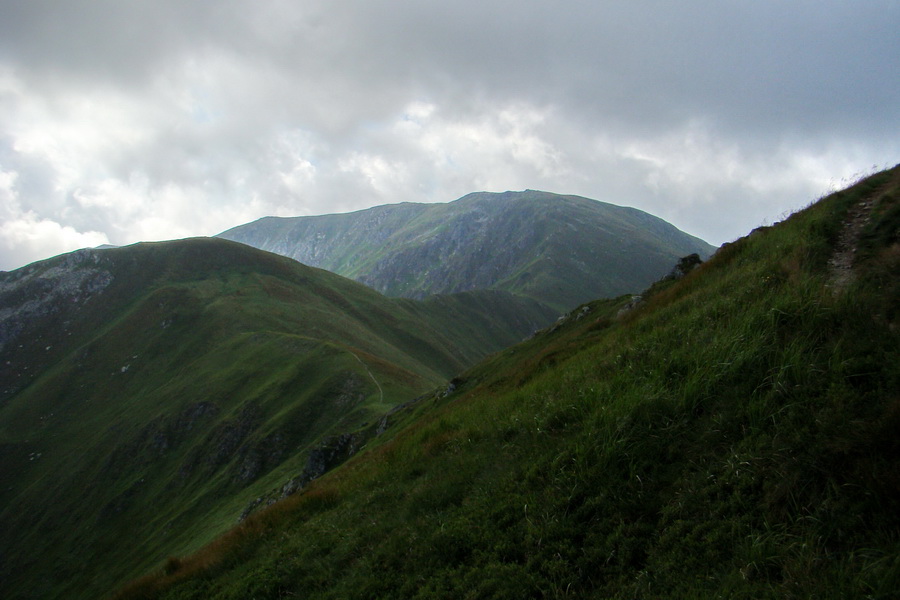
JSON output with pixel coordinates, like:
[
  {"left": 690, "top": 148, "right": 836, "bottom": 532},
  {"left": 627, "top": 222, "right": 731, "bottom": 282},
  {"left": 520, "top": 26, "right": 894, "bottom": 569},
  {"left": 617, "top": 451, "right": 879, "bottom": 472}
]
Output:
[
  {"left": 0, "top": 238, "right": 556, "bottom": 600},
  {"left": 119, "top": 166, "right": 899, "bottom": 599}
]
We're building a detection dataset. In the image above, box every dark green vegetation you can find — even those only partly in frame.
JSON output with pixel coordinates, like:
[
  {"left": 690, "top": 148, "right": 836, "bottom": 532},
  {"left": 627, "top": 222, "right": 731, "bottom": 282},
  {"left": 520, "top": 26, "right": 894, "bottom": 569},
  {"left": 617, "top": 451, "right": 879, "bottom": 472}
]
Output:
[
  {"left": 118, "top": 166, "right": 900, "bottom": 599},
  {"left": 0, "top": 238, "right": 555, "bottom": 600},
  {"left": 217, "top": 190, "right": 715, "bottom": 312}
]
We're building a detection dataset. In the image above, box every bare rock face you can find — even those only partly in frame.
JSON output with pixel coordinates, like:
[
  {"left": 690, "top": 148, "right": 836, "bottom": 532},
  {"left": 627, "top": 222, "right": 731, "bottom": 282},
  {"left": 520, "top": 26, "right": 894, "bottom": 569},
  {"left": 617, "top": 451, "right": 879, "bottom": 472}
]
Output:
[
  {"left": 0, "top": 249, "right": 114, "bottom": 352},
  {"left": 0, "top": 249, "right": 114, "bottom": 402}
]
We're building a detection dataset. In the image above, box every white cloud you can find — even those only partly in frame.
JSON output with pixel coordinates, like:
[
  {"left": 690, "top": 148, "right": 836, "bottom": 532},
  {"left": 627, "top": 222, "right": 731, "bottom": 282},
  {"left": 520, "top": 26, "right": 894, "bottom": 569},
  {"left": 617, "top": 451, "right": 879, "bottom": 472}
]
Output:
[
  {"left": 0, "top": 1, "right": 897, "bottom": 270},
  {"left": 0, "top": 215, "right": 110, "bottom": 270},
  {"left": 0, "top": 168, "right": 109, "bottom": 269}
]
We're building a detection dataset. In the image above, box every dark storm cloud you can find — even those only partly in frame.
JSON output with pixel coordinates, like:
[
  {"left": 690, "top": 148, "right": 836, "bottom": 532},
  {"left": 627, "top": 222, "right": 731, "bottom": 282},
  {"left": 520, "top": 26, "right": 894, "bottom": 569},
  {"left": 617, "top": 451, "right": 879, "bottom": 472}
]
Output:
[{"left": 1, "top": 0, "right": 897, "bottom": 270}]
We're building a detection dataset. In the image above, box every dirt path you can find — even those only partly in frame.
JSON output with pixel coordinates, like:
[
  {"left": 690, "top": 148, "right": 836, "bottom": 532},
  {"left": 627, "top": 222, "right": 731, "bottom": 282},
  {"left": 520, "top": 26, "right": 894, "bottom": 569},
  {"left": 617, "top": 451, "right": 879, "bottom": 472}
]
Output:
[
  {"left": 827, "top": 197, "right": 875, "bottom": 291},
  {"left": 350, "top": 351, "right": 384, "bottom": 404}
]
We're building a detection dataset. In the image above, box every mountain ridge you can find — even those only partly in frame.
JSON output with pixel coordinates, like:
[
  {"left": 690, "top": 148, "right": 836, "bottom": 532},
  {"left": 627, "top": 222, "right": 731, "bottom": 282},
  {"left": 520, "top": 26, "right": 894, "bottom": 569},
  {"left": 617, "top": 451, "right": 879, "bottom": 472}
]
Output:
[
  {"left": 217, "top": 190, "right": 715, "bottom": 311},
  {"left": 118, "top": 166, "right": 900, "bottom": 599},
  {"left": 5, "top": 167, "right": 898, "bottom": 599},
  {"left": 0, "top": 236, "right": 556, "bottom": 600}
]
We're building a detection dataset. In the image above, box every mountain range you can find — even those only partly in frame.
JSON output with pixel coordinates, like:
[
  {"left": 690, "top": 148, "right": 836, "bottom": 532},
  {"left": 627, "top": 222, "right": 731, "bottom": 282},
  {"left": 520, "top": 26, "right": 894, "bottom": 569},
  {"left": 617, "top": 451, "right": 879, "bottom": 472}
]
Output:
[
  {"left": 131, "top": 166, "right": 899, "bottom": 599},
  {"left": 2, "top": 169, "right": 898, "bottom": 599},
  {"left": 217, "top": 190, "right": 715, "bottom": 312}
]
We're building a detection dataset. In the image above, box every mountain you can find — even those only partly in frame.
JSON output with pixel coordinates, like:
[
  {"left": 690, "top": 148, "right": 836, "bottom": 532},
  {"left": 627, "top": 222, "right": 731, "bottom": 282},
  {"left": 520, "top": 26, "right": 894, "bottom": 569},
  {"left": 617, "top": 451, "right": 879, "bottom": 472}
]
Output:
[
  {"left": 119, "top": 166, "right": 899, "bottom": 599},
  {"left": 0, "top": 238, "right": 556, "bottom": 600},
  {"left": 217, "top": 190, "right": 715, "bottom": 312}
]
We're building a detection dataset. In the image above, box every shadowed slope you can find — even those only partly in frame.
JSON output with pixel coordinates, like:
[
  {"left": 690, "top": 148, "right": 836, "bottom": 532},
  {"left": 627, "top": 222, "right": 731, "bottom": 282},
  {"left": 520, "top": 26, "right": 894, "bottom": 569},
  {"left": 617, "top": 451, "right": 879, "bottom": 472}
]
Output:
[
  {"left": 123, "top": 166, "right": 899, "bottom": 599},
  {"left": 0, "top": 237, "right": 555, "bottom": 600}
]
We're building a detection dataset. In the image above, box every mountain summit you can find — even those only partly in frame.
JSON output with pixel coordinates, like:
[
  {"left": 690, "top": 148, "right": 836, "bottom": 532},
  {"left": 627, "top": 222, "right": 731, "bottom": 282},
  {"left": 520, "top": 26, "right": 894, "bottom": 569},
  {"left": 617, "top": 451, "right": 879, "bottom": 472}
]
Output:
[{"left": 217, "top": 190, "right": 715, "bottom": 311}]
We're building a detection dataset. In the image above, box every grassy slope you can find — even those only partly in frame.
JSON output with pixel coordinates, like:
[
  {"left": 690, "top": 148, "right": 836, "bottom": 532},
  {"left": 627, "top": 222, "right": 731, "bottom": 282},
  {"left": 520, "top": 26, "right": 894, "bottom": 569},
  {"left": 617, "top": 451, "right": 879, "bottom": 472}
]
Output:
[
  {"left": 0, "top": 239, "right": 555, "bottom": 600},
  {"left": 120, "top": 166, "right": 899, "bottom": 599}
]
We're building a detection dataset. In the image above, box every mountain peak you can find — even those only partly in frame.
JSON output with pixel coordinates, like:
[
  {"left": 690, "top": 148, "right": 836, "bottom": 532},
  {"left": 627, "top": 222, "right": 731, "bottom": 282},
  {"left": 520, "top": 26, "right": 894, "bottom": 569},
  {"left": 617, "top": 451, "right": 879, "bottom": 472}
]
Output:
[{"left": 218, "top": 191, "right": 714, "bottom": 312}]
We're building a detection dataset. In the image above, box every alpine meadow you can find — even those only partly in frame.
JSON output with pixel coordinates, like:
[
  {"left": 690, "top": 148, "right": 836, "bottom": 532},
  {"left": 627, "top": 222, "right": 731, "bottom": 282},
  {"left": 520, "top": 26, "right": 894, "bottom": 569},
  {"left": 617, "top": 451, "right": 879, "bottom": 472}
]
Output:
[{"left": 1, "top": 166, "right": 899, "bottom": 599}]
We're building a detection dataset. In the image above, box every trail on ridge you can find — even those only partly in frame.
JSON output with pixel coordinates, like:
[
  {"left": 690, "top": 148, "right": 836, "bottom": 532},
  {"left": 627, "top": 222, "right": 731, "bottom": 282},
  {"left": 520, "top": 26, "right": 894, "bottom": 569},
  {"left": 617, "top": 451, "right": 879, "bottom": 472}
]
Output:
[
  {"left": 827, "top": 194, "right": 876, "bottom": 290},
  {"left": 349, "top": 351, "right": 384, "bottom": 404}
]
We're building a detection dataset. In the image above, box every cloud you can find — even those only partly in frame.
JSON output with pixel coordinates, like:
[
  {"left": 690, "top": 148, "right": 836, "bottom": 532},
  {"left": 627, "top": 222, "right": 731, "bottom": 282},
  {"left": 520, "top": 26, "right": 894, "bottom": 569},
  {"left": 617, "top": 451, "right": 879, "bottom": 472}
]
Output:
[
  {"left": 0, "top": 215, "right": 110, "bottom": 271},
  {"left": 0, "top": 167, "right": 109, "bottom": 270},
  {"left": 0, "top": 1, "right": 897, "bottom": 270}
]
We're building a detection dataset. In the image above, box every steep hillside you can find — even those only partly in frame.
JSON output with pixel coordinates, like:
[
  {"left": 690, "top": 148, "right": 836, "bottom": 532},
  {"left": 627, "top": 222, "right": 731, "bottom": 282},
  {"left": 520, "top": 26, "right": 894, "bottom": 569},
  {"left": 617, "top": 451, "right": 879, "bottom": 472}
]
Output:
[
  {"left": 122, "top": 166, "right": 899, "bottom": 599},
  {"left": 0, "top": 238, "right": 555, "bottom": 600},
  {"left": 217, "top": 190, "right": 715, "bottom": 312}
]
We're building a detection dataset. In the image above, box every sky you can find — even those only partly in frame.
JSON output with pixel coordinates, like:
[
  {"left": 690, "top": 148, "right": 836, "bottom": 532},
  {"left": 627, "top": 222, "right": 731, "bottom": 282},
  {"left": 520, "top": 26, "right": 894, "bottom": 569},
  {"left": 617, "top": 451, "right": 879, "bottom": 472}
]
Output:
[{"left": 1, "top": 1, "right": 898, "bottom": 271}]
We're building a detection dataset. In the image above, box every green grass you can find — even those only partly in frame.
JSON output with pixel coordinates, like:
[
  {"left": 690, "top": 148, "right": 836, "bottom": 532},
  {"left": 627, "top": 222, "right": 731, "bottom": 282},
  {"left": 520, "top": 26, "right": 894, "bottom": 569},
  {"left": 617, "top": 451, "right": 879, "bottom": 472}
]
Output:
[
  {"left": 0, "top": 238, "right": 556, "bottom": 600},
  {"left": 219, "top": 190, "right": 715, "bottom": 313},
  {"left": 115, "top": 165, "right": 900, "bottom": 599}
]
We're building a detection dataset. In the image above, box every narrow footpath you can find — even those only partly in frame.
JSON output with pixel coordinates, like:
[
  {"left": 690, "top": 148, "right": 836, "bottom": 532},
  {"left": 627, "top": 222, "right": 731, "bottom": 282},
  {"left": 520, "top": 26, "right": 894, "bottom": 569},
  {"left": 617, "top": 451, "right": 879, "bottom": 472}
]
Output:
[{"left": 350, "top": 351, "right": 384, "bottom": 404}]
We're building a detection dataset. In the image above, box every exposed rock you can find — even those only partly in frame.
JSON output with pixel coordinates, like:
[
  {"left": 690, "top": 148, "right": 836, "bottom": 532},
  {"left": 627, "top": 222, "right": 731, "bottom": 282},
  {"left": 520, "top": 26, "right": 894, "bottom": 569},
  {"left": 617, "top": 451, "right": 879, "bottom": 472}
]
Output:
[
  {"left": 235, "top": 381, "right": 451, "bottom": 522},
  {"left": 101, "top": 401, "right": 220, "bottom": 478},
  {"left": 616, "top": 294, "right": 643, "bottom": 318},
  {"left": 238, "top": 431, "right": 364, "bottom": 522},
  {"left": 238, "top": 497, "right": 271, "bottom": 522},
  {"left": 0, "top": 250, "right": 113, "bottom": 353},
  {"left": 547, "top": 304, "right": 592, "bottom": 333},
  {"left": 442, "top": 381, "right": 457, "bottom": 397},
  {"left": 376, "top": 415, "right": 391, "bottom": 436},
  {"left": 665, "top": 253, "right": 703, "bottom": 280},
  {"left": 179, "top": 402, "right": 260, "bottom": 478},
  {"left": 615, "top": 254, "right": 703, "bottom": 319},
  {"left": 233, "top": 431, "right": 287, "bottom": 484},
  {"left": 304, "top": 433, "right": 360, "bottom": 480}
]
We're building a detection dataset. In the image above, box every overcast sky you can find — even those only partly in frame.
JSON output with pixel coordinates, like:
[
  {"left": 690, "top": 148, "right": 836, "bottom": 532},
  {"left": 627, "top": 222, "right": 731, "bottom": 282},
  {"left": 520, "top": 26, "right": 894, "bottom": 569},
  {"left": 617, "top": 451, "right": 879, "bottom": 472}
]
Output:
[{"left": 1, "top": 1, "right": 897, "bottom": 271}]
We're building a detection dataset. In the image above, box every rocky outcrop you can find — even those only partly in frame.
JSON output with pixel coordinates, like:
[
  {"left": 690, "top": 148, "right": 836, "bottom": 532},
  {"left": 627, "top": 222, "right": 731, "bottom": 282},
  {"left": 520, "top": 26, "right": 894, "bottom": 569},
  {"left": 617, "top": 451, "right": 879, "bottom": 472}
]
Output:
[
  {"left": 0, "top": 250, "right": 115, "bottom": 405},
  {"left": 280, "top": 432, "right": 363, "bottom": 496},
  {"left": 0, "top": 249, "right": 113, "bottom": 353},
  {"left": 236, "top": 388, "right": 442, "bottom": 522},
  {"left": 100, "top": 401, "right": 221, "bottom": 479},
  {"left": 665, "top": 253, "right": 703, "bottom": 280},
  {"left": 238, "top": 431, "right": 365, "bottom": 521},
  {"left": 233, "top": 431, "right": 288, "bottom": 484},
  {"left": 178, "top": 402, "right": 261, "bottom": 479}
]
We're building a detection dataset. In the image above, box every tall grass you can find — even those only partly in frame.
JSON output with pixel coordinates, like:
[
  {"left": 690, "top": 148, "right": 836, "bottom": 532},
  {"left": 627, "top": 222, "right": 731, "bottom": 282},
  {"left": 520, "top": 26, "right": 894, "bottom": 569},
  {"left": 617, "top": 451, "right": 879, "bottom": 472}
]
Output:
[{"left": 114, "top": 166, "right": 900, "bottom": 599}]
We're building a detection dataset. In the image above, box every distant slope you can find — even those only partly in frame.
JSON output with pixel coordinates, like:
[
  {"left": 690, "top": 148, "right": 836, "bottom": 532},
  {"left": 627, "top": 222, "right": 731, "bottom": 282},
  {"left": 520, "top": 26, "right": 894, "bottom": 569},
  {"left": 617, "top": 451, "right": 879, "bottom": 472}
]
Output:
[
  {"left": 217, "top": 190, "right": 715, "bottom": 312},
  {"left": 125, "top": 166, "right": 899, "bottom": 599},
  {"left": 0, "top": 238, "right": 555, "bottom": 600}
]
